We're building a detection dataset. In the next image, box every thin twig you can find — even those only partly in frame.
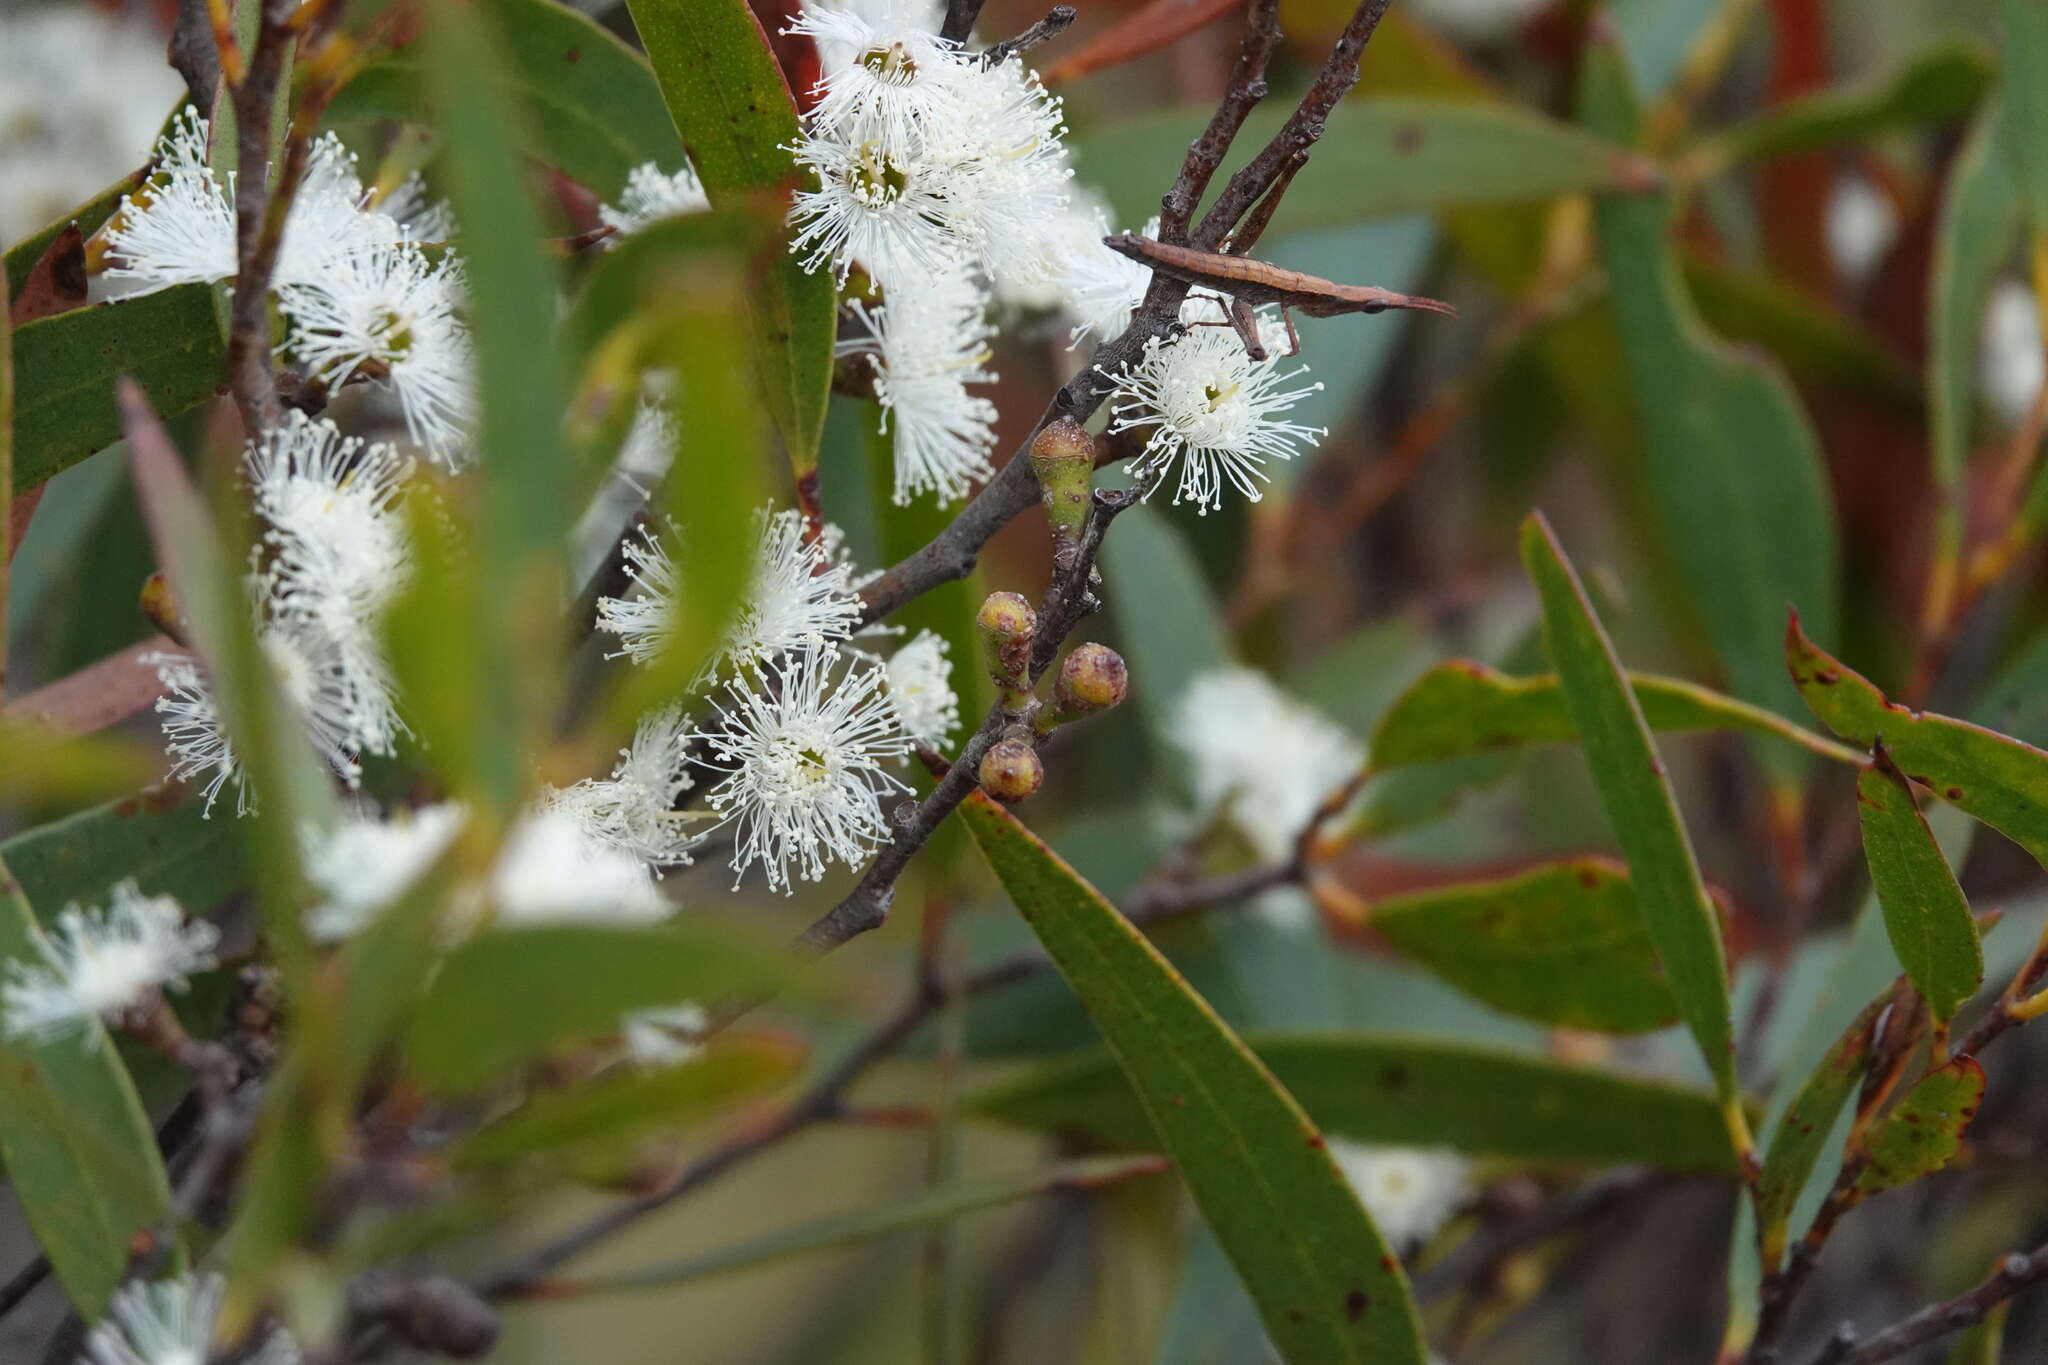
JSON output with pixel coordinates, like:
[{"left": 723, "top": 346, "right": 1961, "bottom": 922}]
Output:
[
  {"left": 168, "top": 0, "right": 222, "bottom": 109},
  {"left": 1816, "top": 1246, "right": 2048, "bottom": 1365},
  {"left": 1157, "top": 0, "right": 1282, "bottom": 242},
  {"left": 222, "top": 0, "right": 297, "bottom": 438},
  {"left": 980, "top": 5, "right": 1078, "bottom": 66},
  {"left": 939, "top": 0, "right": 989, "bottom": 44}
]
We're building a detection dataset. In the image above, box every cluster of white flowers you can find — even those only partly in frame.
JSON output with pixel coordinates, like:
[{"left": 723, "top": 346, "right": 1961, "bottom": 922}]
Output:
[
  {"left": 595, "top": 500, "right": 955, "bottom": 893},
  {"left": 100, "top": 113, "right": 474, "bottom": 462},
  {"left": 1328, "top": 1141, "right": 1472, "bottom": 1249},
  {"left": 0, "top": 7, "right": 184, "bottom": 244},
  {"left": 1, "top": 882, "right": 217, "bottom": 1047},
  {"left": 82, "top": 1272, "right": 300, "bottom": 1365},
  {"left": 599, "top": 161, "right": 711, "bottom": 240},
  {"left": 150, "top": 413, "right": 415, "bottom": 814}
]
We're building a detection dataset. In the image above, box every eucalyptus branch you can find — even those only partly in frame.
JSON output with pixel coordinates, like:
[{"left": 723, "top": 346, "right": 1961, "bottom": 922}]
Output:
[
  {"left": 222, "top": 0, "right": 297, "bottom": 438},
  {"left": 938, "top": 0, "right": 989, "bottom": 44},
  {"left": 1158, "top": 0, "right": 1283, "bottom": 243},
  {"left": 169, "top": 0, "right": 221, "bottom": 110},
  {"left": 979, "top": 5, "right": 1078, "bottom": 66},
  {"left": 798, "top": 487, "right": 1138, "bottom": 956},
  {"left": 469, "top": 854, "right": 1299, "bottom": 1303},
  {"left": 1810, "top": 1245, "right": 2048, "bottom": 1365}
]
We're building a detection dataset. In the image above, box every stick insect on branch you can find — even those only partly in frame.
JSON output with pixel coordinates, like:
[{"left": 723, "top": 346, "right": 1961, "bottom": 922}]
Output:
[{"left": 1103, "top": 233, "right": 1457, "bottom": 360}]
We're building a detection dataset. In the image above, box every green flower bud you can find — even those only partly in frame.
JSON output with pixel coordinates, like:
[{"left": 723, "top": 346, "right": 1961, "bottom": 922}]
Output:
[
  {"left": 1029, "top": 417, "right": 1094, "bottom": 554},
  {"left": 1053, "top": 644, "right": 1128, "bottom": 717},
  {"left": 978, "top": 735, "right": 1045, "bottom": 803},
  {"left": 977, "top": 591, "right": 1037, "bottom": 710}
]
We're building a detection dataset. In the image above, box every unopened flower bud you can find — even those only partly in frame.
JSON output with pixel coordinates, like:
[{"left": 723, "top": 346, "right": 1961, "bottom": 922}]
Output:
[
  {"left": 979, "top": 735, "right": 1045, "bottom": 803},
  {"left": 1053, "top": 644, "right": 1127, "bottom": 718},
  {"left": 1030, "top": 417, "right": 1094, "bottom": 553},
  {"left": 977, "top": 591, "right": 1036, "bottom": 709},
  {"left": 139, "top": 570, "right": 188, "bottom": 646}
]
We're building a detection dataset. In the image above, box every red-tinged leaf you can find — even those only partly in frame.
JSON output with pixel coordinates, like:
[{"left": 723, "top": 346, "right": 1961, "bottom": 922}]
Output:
[
  {"left": 1787, "top": 613, "right": 2048, "bottom": 870},
  {"left": 626, "top": 0, "right": 834, "bottom": 473},
  {"left": 1044, "top": 0, "right": 1242, "bottom": 86},
  {"left": 961, "top": 792, "right": 1427, "bottom": 1365},
  {"left": 1856, "top": 1055, "right": 1984, "bottom": 1193},
  {"left": 3, "top": 639, "right": 176, "bottom": 736},
  {"left": 1754, "top": 990, "right": 1887, "bottom": 1271},
  {"left": 1858, "top": 746, "right": 1984, "bottom": 1021},
  {"left": 8, "top": 224, "right": 87, "bottom": 327}
]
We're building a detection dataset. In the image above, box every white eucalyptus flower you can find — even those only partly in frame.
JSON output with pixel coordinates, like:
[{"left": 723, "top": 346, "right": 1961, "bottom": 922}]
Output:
[
  {"left": 619, "top": 1002, "right": 709, "bottom": 1067},
  {"left": 1106, "top": 314, "right": 1325, "bottom": 514},
  {"left": 490, "top": 808, "right": 671, "bottom": 926},
  {"left": 695, "top": 651, "right": 914, "bottom": 892},
  {"left": 600, "top": 160, "right": 711, "bottom": 239},
  {"left": 885, "top": 629, "right": 960, "bottom": 745},
  {"left": 258, "top": 608, "right": 399, "bottom": 785},
  {"left": 789, "top": 132, "right": 972, "bottom": 287},
  {"left": 1328, "top": 1142, "right": 1471, "bottom": 1249},
  {"left": 616, "top": 397, "right": 681, "bottom": 482},
  {"left": 244, "top": 411, "right": 414, "bottom": 656},
  {"left": 1166, "top": 666, "right": 1362, "bottom": 864},
  {"left": 302, "top": 803, "right": 467, "bottom": 942},
  {"left": 921, "top": 57, "right": 1071, "bottom": 272},
  {"left": 842, "top": 274, "right": 997, "bottom": 504},
  {"left": 2, "top": 882, "right": 218, "bottom": 1045},
  {"left": 149, "top": 651, "right": 247, "bottom": 816},
  {"left": 100, "top": 109, "right": 239, "bottom": 294},
  {"left": 1982, "top": 277, "right": 2045, "bottom": 429},
  {"left": 375, "top": 172, "right": 456, "bottom": 243},
  {"left": 724, "top": 509, "right": 866, "bottom": 673},
  {"left": 788, "top": 5, "right": 972, "bottom": 150},
  {"left": 597, "top": 509, "right": 864, "bottom": 676},
  {"left": 273, "top": 132, "right": 411, "bottom": 288},
  {"left": 278, "top": 242, "right": 475, "bottom": 464},
  {"left": 83, "top": 1272, "right": 299, "bottom": 1365},
  {"left": 543, "top": 705, "right": 701, "bottom": 870},
  {"left": 1052, "top": 209, "right": 1156, "bottom": 347}
]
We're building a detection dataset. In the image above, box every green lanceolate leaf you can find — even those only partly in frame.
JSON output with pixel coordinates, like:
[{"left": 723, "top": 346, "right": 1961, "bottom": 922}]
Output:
[
  {"left": 1754, "top": 991, "right": 1886, "bottom": 1272},
  {"left": 1857, "top": 1055, "right": 1983, "bottom": 1193},
  {"left": 1858, "top": 748, "right": 1984, "bottom": 1021},
  {"left": 0, "top": 858, "right": 173, "bottom": 1316},
  {"left": 405, "top": 923, "right": 802, "bottom": 1093},
  {"left": 626, "top": 0, "right": 834, "bottom": 473},
  {"left": 1577, "top": 36, "right": 1837, "bottom": 733},
  {"left": 1368, "top": 659, "right": 1861, "bottom": 770},
  {"left": 1, "top": 791, "right": 248, "bottom": 917},
  {"left": 1363, "top": 858, "right": 1679, "bottom": 1033},
  {"left": 971, "top": 1031, "right": 1744, "bottom": 1174},
  {"left": 1521, "top": 514, "right": 1741, "bottom": 1113},
  {"left": 2002, "top": 0, "right": 2048, "bottom": 232},
  {"left": 960, "top": 793, "right": 1427, "bottom": 1365},
  {"left": 1081, "top": 98, "right": 1658, "bottom": 235},
  {"left": 1703, "top": 38, "right": 1993, "bottom": 167},
  {"left": 452, "top": 1033, "right": 803, "bottom": 1168},
  {"left": 12, "top": 284, "right": 224, "bottom": 491},
  {"left": 564, "top": 1155, "right": 1169, "bottom": 1294},
  {"left": 327, "top": 0, "right": 676, "bottom": 201},
  {"left": 1787, "top": 614, "right": 2048, "bottom": 869},
  {"left": 1685, "top": 259, "right": 1921, "bottom": 415},
  {"left": 423, "top": 0, "right": 577, "bottom": 812}
]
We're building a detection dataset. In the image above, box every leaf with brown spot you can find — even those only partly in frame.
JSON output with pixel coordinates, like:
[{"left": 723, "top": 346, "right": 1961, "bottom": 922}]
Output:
[
  {"left": 1858, "top": 745, "right": 1984, "bottom": 1021},
  {"left": 1363, "top": 857, "right": 1681, "bottom": 1033},
  {"left": 8, "top": 225, "right": 87, "bottom": 326},
  {"left": 1754, "top": 988, "right": 1889, "bottom": 1271},
  {"left": 1788, "top": 613, "right": 2048, "bottom": 871},
  {"left": 1856, "top": 1055, "right": 1984, "bottom": 1193}
]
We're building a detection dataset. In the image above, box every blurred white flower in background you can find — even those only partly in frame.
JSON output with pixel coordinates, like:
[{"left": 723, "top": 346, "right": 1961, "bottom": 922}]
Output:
[
  {"left": 1411, "top": 0, "right": 1547, "bottom": 42},
  {"left": 490, "top": 808, "right": 671, "bottom": 927},
  {"left": 1981, "top": 277, "right": 2045, "bottom": 430},
  {"left": 1825, "top": 173, "right": 1898, "bottom": 289},
  {"left": 0, "top": 5, "right": 183, "bottom": 243},
  {"left": 1328, "top": 1141, "right": 1472, "bottom": 1249},
  {"left": 544, "top": 704, "right": 702, "bottom": 871},
  {"left": 303, "top": 803, "right": 468, "bottom": 942},
  {"left": 619, "top": 1003, "right": 709, "bottom": 1067},
  {"left": 1166, "top": 666, "right": 1362, "bottom": 863},
  {"left": 2, "top": 882, "right": 217, "bottom": 1045},
  {"left": 599, "top": 160, "right": 711, "bottom": 240},
  {"left": 885, "top": 628, "right": 961, "bottom": 745},
  {"left": 83, "top": 1272, "right": 299, "bottom": 1365}
]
